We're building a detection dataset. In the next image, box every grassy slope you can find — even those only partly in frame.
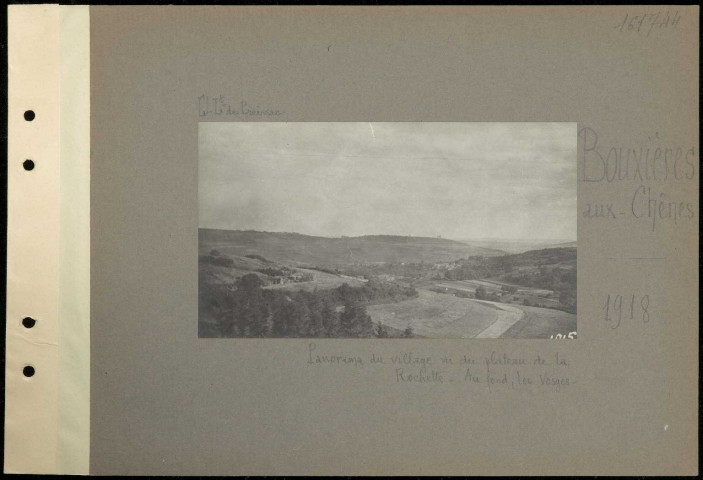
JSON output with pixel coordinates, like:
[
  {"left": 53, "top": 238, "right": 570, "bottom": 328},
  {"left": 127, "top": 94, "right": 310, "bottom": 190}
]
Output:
[
  {"left": 200, "top": 254, "right": 366, "bottom": 291},
  {"left": 366, "top": 289, "right": 521, "bottom": 339}
]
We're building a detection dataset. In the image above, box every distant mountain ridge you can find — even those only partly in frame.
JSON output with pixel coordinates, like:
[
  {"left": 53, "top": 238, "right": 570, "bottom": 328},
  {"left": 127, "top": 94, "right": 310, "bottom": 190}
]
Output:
[
  {"left": 199, "top": 228, "right": 507, "bottom": 266},
  {"left": 456, "top": 238, "right": 577, "bottom": 254},
  {"left": 546, "top": 240, "right": 577, "bottom": 249}
]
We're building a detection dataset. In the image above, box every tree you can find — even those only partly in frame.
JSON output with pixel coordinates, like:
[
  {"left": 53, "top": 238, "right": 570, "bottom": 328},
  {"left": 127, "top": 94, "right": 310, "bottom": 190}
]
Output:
[
  {"left": 305, "top": 290, "right": 326, "bottom": 337},
  {"left": 237, "top": 273, "right": 265, "bottom": 291},
  {"left": 233, "top": 274, "right": 268, "bottom": 336},
  {"left": 320, "top": 299, "right": 340, "bottom": 337},
  {"left": 290, "top": 293, "right": 313, "bottom": 337},
  {"left": 272, "top": 297, "right": 297, "bottom": 337},
  {"left": 338, "top": 283, "right": 354, "bottom": 303},
  {"left": 375, "top": 322, "right": 389, "bottom": 338},
  {"left": 475, "top": 285, "right": 487, "bottom": 300},
  {"left": 340, "top": 301, "right": 374, "bottom": 338},
  {"left": 403, "top": 326, "right": 414, "bottom": 338},
  {"left": 203, "top": 283, "right": 238, "bottom": 337},
  {"left": 339, "top": 301, "right": 358, "bottom": 336}
]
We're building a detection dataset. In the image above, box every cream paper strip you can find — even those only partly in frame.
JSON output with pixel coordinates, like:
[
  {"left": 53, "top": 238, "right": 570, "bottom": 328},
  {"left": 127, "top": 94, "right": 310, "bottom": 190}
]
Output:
[
  {"left": 5, "top": 4, "right": 90, "bottom": 474},
  {"left": 5, "top": 4, "right": 61, "bottom": 474},
  {"left": 58, "top": 6, "right": 90, "bottom": 475}
]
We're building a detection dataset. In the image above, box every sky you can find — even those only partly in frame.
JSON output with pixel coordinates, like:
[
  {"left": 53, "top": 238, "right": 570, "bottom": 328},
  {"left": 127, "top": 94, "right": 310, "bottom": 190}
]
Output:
[{"left": 199, "top": 122, "right": 576, "bottom": 241}]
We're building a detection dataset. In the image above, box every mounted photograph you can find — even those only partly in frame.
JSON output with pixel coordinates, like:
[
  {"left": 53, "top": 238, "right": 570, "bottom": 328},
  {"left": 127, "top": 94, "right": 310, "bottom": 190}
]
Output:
[{"left": 198, "top": 122, "right": 576, "bottom": 339}]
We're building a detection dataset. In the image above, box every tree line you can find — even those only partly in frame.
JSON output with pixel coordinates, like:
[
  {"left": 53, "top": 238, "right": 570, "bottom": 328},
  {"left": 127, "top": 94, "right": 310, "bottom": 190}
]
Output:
[{"left": 199, "top": 274, "right": 418, "bottom": 338}]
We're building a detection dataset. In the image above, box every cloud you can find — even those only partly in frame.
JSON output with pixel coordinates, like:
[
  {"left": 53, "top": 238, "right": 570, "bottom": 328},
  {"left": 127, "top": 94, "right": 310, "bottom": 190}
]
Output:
[{"left": 199, "top": 122, "right": 576, "bottom": 241}]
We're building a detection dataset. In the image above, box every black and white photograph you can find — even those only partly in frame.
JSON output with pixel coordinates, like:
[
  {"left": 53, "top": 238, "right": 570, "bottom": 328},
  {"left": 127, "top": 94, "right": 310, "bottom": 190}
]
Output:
[{"left": 198, "top": 123, "right": 576, "bottom": 339}]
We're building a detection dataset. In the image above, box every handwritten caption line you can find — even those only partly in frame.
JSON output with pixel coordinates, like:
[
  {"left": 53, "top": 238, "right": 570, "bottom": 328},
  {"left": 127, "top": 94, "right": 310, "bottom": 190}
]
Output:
[
  {"left": 307, "top": 343, "right": 573, "bottom": 393},
  {"left": 198, "top": 95, "right": 284, "bottom": 117}
]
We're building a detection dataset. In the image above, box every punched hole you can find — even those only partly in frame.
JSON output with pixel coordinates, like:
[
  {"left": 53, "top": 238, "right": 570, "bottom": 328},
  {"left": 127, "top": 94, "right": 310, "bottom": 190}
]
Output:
[
  {"left": 23, "top": 159, "right": 35, "bottom": 171},
  {"left": 24, "top": 110, "right": 35, "bottom": 121},
  {"left": 23, "top": 366, "right": 35, "bottom": 377},
  {"left": 22, "top": 317, "right": 36, "bottom": 329}
]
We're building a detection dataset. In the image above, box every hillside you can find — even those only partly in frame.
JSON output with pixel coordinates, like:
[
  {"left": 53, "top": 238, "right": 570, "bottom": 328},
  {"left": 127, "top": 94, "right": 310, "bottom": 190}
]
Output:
[
  {"left": 199, "top": 228, "right": 506, "bottom": 266},
  {"left": 445, "top": 247, "right": 576, "bottom": 282},
  {"left": 456, "top": 238, "right": 577, "bottom": 254},
  {"left": 198, "top": 250, "right": 367, "bottom": 293},
  {"left": 488, "top": 246, "right": 576, "bottom": 268},
  {"left": 544, "top": 240, "right": 577, "bottom": 249}
]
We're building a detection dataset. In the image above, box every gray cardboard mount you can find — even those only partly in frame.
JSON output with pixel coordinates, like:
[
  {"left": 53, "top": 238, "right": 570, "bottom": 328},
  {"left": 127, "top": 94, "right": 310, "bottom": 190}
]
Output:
[{"left": 90, "top": 6, "right": 698, "bottom": 476}]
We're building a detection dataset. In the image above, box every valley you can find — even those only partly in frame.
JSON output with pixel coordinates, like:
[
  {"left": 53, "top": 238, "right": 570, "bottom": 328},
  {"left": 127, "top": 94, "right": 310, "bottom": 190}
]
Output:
[{"left": 198, "top": 229, "right": 576, "bottom": 339}]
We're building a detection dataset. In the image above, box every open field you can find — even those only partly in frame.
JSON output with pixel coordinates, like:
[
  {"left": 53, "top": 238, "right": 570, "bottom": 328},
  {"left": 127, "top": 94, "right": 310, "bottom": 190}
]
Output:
[
  {"left": 366, "top": 289, "right": 525, "bottom": 339},
  {"left": 367, "top": 288, "right": 575, "bottom": 339}
]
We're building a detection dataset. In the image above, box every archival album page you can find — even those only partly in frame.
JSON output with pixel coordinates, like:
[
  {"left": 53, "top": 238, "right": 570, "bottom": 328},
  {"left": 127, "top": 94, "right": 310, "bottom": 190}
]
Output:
[{"left": 5, "top": 5, "right": 698, "bottom": 476}]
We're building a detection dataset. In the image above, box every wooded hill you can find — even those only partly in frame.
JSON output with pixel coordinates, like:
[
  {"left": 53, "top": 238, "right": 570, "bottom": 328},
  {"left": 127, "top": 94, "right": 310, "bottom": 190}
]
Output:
[{"left": 199, "top": 228, "right": 506, "bottom": 265}]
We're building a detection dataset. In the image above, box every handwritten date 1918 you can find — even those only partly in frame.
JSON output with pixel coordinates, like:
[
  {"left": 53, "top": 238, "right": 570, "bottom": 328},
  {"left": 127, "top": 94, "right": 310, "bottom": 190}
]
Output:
[{"left": 603, "top": 294, "right": 651, "bottom": 329}]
